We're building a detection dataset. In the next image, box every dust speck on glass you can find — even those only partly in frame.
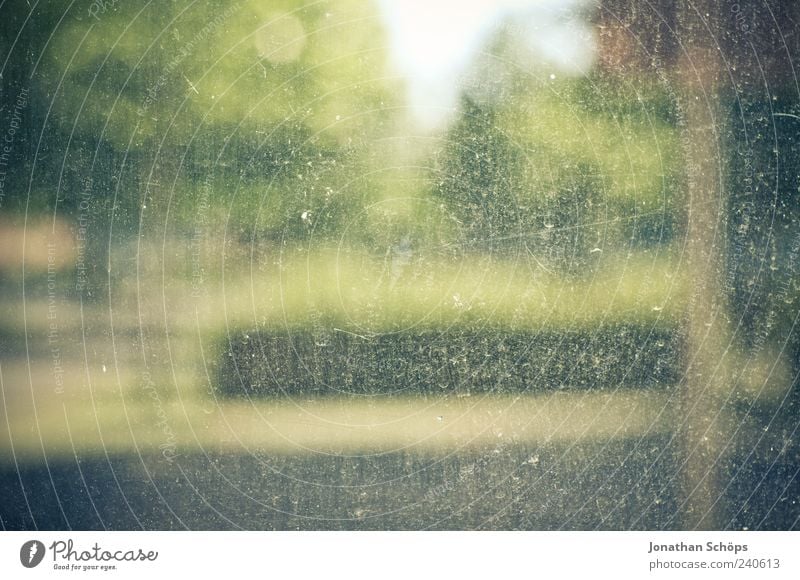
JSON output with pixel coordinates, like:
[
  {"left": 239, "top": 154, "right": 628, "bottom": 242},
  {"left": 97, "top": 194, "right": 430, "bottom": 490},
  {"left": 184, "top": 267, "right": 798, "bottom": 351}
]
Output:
[{"left": 0, "top": 0, "right": 798, "bottom": 530}]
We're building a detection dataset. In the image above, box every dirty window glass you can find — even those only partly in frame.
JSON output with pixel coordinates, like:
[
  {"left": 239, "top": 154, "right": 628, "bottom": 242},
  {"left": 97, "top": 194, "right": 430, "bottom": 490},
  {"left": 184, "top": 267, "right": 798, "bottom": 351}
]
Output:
[{"left": 1, "top": 0, "right": 798, "bottom": 530}]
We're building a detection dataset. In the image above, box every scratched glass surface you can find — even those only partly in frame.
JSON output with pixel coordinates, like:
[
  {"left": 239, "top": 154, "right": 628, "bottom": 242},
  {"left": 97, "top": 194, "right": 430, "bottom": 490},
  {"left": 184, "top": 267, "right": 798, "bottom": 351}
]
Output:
[{"left": 0, "top": 0, "right": 798, "bottom": 530}]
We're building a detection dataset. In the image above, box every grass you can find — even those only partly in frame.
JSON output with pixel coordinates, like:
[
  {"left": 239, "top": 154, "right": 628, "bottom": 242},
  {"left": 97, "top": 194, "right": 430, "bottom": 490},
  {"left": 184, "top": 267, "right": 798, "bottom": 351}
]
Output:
[
  {"left": 111, "top": 245, "right": 689, "bottom": 334},
  {"left": 1, "top": 386, "right": 676, "bottom": 461}
]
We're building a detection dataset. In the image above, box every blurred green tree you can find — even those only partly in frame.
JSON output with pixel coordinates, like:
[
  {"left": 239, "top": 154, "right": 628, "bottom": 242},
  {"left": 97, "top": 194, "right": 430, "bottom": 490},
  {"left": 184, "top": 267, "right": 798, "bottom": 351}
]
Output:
[{"left": 29, "top": 0, "right": 400, "bottom": 242}]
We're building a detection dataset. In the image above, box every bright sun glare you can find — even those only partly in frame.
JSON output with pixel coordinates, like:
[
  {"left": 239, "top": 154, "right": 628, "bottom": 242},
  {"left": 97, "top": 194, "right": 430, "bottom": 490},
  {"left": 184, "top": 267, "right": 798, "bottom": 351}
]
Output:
[{"left": 377, "top": 0, "right": 596, "bottom": 130}]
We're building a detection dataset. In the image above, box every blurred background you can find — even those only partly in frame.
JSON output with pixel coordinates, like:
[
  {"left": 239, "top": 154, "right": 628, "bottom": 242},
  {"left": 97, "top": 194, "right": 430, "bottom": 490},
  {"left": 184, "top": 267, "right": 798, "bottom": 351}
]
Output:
[{"left": 0, "top": 0, "right": 798, "bottom": 530}]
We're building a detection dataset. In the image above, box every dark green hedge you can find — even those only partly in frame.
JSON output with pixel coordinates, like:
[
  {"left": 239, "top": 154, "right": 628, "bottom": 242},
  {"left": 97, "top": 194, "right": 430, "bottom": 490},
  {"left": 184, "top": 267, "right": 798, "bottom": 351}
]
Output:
[{"left": 216, "top": 325, "right": 680, "bottom": 398}]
